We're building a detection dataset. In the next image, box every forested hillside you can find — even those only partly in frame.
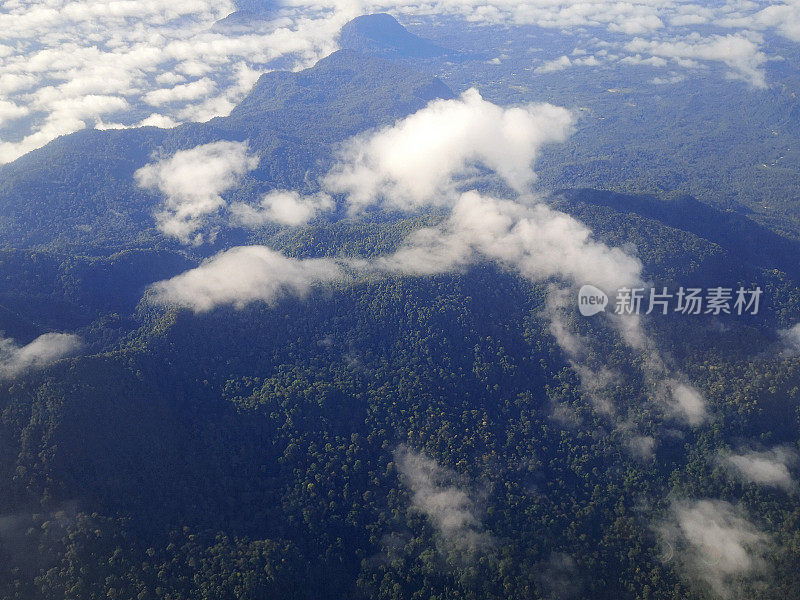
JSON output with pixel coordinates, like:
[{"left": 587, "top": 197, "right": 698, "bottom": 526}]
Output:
[
  {"left": 0, "top": 10, "right": 799, "bottom": 600},
  {"left": 0, "top": 191, "right": 799, "bottom": 598}
]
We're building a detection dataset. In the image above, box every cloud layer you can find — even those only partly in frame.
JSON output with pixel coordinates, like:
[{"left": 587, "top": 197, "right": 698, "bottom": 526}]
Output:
[
  {"left": 0, "top": 0, "right": 794, "bottom": 164},
  {"left": 0, "top": 0, "right": 349, "bottom": 163}
]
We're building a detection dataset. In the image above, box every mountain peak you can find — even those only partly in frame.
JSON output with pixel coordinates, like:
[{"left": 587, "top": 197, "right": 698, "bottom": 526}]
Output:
[
  {"left": 227, "top": 49, "right": 454, "bottom": 138},
  {"left": 212, "top": 1, "right": 282, "bottom": 33},
  {"left": 211, "top": 10, "right": 271, "bottom": 34},
  {"left": 338, "top": 13, "right": 457, "bottom": 60}
]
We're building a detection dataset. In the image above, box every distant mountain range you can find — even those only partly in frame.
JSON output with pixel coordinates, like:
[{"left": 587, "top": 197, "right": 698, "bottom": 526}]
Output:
[
  {"left": 211, "top": 10, "right": 275, "bottom": 34},
  {"left": 232, "top": 0, "right": 282, "bottom": 14},
  {"left": 0, "top": 21, "right": 794, "bottom": 305}
]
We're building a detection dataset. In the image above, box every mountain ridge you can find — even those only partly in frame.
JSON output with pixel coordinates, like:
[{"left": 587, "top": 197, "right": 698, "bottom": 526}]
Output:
[{"left": 0, "top": 50, "right": 454, "bottom": 249}]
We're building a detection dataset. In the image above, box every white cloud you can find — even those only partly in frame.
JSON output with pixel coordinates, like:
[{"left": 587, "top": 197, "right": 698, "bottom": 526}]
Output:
[
  {"left": 0, "top": 0, "right": 349, "bottom": 164},
  {"left": 535, "top": 55, "right": 572, "bottom": 74},
  {"left": 143, "top": 78, "right": 218, "bottom": 106},
  {"left": 651, "top": 73, "right": 685, "bottom": 85},
  {"left": 135, "top": 141, "right": 260, "bottom": 244},
  {"left": 230, "top": 190, "right": 335, "bottom": 227},
  {"left": 719, "top": 1, "right": 800, "bottom": 43},
  {"left": 394, "top": 445, "right": 492, "bottom": 557},
  {"left": 0, "top": 0, "right": 796, "bottom": 163},
  {"left": 0, "top": 100, "right": 29, "bottom": 127},
  {"left": 324, "top": 88, "right": 574, "bottom": 211},
  {"left": 670, "top": 9, "right": 712, "bottom": 28},
  {"left": 0, "top": 0, "right": 800, "bottom": 162},
  {"left": 721, "top": 447, "right": 798, "bottom": 491},
  {"left": 611, "top": 13, "right": 665, "bottom": 35},
  {"left": 149, "top": 245, "right": 345, "bottom": 312},
  {"left": 628, "top": 435, "right": 656, "bottom": 460},
  {"left": 757, "top": 2, "right": 800, "bottom": 42},
  {"left": 780, "top": 323, "right": 800, "bottom": 353},
  {"left": 0, "top": 333, "right": 82, "bottom": 378},
  {"left": 138, "top": 113, "right": 180, "bottom": 128},
  {"left": 657, "top": 499, "right": 770, "bottom": 599},
  {"left": 401, "top": 0, "right": 665, "bottom": 33},
  {"left": 619, "top": 54, "right": 669, "bottom": 67},
  {"left": 665, "top": 379, "right": 707, "bottom": 426},
  {"left": 0, "top": 94, "right": 130, "bottom": 163},
  {"left": 372, "top": 190, "right": 642, "bottom": 293},
  {"left": 155, "top": 72, "right": 187, "bottom": 86},
  {"left": 625, "top": 33, "right": 768, "bottom": 88},
  {"left": 531, "top": 54, "right": 600, "bottom": 74},
  {"left": 574, "top": 55, "right": 601, "bottom": 67},
  {"left": 0, "top": 73, "right": 37, "bottom": 95},
  {"left": 366, "top": 189, "right": 707, "bottom": 426}
]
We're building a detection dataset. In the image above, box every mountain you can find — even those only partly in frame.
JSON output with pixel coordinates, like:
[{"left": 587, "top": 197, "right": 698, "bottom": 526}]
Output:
[
  {"left": 1, "top": 185, "right": 799, "bottom": 598},
  {"left": 224, "top": 49, "right": 454, "bottom": 145},
  {"left": 211, "top": 10, "right": 274, "bottom": 34},
  {"left": 0, "top": 49, "right": 455, "bottom": 346},
  {"left": 0, "top": 50, "right": 453, "bottom": 250},
  {"left": 338, "top": 13, "right": 464, "bottom": 60},
  {"left": 211, "top": 0, "right": 286, "bottom": 33},
  {"left": 1, "top": 26, "right": 800, "bottom": 600},
  {"left": 553, "top": 189, "right": 800, "bottom": 281}
]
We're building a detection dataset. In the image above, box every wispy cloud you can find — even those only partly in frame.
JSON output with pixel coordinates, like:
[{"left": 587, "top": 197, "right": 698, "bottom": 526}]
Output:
[
  {"left": 537, "top": 552, "right": 584, "bottom": 599},
  {"left": 149, "top": 245, "right": 345, "bottom": 312},
  {"left": 0, "top": 333, "right": 82, "bottom": 378},
  {"left": 720, "top": 446, "right": 799, "bottom": 492},
  {"left": 779, "top": 323, "right": 800, "bottom": 354},
  {"left": 394, "top": 445, "right": 492, "bottom": 558},
  {"left": 625, "top": 33, "right": 768, "bottom": 88},
  {"left": 146, "top": 89, "right": 706, "bottom": 430},
  {"left": 663, "top": 379, "right": 707, "bottom": 426},
  {"left": 370, "top": 191, "right": 642, "bottom": 292},
  {"left": 657, "top": 499, "right": 770, "bottom": 599},
  {"left": 230, "top": 190, "right": 335, "bottom": 227}
]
